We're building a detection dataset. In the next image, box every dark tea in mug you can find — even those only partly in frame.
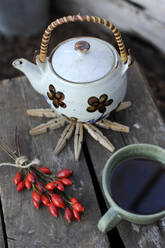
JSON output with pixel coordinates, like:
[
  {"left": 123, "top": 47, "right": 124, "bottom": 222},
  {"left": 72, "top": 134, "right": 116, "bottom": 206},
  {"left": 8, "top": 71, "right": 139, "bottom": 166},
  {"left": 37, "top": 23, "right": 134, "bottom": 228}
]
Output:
[{"left": 110, "top": 158, "right": 165, "bottom": 215}]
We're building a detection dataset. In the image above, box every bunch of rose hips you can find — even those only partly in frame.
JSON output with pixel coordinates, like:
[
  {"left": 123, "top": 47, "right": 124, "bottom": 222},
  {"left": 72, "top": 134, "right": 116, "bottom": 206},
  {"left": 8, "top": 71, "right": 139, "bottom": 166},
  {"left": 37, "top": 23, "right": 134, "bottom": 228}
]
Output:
[{"left": 13, "top": 167, "right": 84, "bottom": 223}]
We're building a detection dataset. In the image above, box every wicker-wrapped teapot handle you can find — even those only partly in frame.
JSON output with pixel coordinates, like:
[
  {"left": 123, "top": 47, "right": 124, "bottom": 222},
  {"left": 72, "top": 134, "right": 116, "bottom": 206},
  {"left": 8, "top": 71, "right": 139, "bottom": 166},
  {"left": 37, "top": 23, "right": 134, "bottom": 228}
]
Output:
[{"left": 40, "top": 14, "right": 128, "bottom": 63}]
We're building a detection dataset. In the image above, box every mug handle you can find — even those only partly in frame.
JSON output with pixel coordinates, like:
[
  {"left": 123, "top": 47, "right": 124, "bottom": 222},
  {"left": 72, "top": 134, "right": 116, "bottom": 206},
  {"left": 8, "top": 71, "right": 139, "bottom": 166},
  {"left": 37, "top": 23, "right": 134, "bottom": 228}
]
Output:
[{"left": 98, "top": 207, "right": 122, "bottom": 232}]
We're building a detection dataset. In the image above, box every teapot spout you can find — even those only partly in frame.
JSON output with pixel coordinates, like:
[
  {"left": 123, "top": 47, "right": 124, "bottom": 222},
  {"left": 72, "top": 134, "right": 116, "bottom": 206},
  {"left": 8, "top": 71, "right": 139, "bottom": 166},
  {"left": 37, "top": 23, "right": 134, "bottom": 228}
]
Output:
[{"left": 12, "top": 58, "right": 42, "bottom": 93}]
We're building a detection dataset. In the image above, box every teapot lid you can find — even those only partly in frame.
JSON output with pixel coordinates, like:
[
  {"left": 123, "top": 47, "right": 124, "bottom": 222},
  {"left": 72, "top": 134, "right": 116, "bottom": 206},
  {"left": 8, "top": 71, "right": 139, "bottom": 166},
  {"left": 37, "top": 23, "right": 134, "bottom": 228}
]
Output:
[{"left": 50, "top": 37, "right": 118, "bottom": 83}]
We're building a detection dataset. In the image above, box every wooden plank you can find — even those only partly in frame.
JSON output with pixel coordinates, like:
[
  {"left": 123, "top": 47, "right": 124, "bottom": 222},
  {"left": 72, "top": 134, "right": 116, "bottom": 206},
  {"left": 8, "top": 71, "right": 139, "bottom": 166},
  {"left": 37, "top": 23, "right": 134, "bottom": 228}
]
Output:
[
  {"left": 0, "top": 77, "right": 110, "bottom": 248},
  {"left": 85, "top": 63, "right": 165, "bottom": 248}
]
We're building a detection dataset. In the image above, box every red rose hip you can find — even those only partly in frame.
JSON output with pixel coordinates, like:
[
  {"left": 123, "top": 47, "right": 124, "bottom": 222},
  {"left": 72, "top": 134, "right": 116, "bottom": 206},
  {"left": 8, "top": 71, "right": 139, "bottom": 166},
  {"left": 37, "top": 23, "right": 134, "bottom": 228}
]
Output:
[
  {"left": 70, "top": 197, "right": 79, "bottom": 205},
  {"left": 53, "top": 180, "right": 64, "bottom": 191},
  {"left": 56, "top": 169, "right": 72, "bottom": 178},
  {"left": 45, "top": 182, "right": 56, "bottom": 191},
  {"left": 32, "top": 199, "right": 40, "bottom": 208},
  {"left": 35, "top": 182, "right": 44, "bottom": 192},
  {"left": 51, "top": 194, "right": 65, "bottom": 208},
  {"left": 16, "top": 181, "right": 25, "bottom": 192},
  {"left": 73, "top": 209, "right": 81, "bottom": 221},
  {"left": 39, "top": 167, "right": 51, "bottom": 174},
  {"left": 60, "top": 178, "right": 72, "bottom": 186},
  {"left": 13, "top": 171, "right": 22, "bottom": 185},
  {"left": 49, "top": 202, "right": 58, "bottom": 217},
  {"left": 27, "top": 171, "right": 35, "bottom": 183},
  {"left": 41, "top": 195, "right": 50, "bottom": 206},
  {"left": 25, "top": 176, "right": 32, "bottom": 190},
  {"left": 32, "top": 190, "right": 41, "bottom": 203},
  {"left": 64, "top": 207, "right": 74, "bottom": 223},
  {"left": 73, "top": 202, "right": 84, "bottom": 213}
]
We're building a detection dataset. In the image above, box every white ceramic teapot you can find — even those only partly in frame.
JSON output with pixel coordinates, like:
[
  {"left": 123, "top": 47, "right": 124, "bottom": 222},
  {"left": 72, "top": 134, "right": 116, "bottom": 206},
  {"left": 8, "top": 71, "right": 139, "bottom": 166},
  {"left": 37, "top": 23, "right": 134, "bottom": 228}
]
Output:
[{"left": 12, "top": 14, "right": 133, "bottom": 123}]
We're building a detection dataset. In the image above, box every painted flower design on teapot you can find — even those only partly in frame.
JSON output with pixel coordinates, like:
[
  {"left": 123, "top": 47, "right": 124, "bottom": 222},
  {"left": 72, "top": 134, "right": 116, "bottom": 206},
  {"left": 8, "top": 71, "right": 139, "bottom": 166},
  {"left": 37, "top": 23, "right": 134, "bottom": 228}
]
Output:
[
  {"left": 87, "top": 94, "right": 113, "bottom": 113},
  {"left": 47, "top": 84, "right": 66, "bottom": 109}
]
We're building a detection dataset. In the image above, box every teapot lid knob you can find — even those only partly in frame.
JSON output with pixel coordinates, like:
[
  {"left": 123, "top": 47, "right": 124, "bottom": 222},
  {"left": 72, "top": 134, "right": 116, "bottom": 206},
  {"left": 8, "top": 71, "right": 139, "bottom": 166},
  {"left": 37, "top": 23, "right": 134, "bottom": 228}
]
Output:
[{"left": 74, "top": 40, "right": 90, "bottom": 53}]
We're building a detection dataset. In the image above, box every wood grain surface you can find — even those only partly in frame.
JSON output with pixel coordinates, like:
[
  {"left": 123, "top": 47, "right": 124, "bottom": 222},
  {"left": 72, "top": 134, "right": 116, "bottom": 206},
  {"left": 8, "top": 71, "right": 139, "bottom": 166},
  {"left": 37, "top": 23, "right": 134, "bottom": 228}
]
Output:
[
  {"left": 0, "top": 77, "right": 109, "bottom": 248},
  {"left": 0, "top": 63, "right": 165, "bottom": 247}
]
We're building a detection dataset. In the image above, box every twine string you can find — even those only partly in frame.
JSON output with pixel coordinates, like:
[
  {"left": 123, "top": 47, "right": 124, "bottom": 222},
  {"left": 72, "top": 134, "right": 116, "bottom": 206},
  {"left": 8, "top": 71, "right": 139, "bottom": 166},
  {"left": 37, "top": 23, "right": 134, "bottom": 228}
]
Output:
[{"left": 0, "top": 156, "right": 40, "bottom": 169}]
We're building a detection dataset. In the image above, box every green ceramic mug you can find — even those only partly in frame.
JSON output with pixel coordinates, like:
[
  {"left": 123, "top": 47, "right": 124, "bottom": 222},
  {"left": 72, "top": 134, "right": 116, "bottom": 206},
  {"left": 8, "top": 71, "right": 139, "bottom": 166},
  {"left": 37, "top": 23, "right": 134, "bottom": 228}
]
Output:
[{"left": 98, "top": 144, "right": 165, "bottom": 232}]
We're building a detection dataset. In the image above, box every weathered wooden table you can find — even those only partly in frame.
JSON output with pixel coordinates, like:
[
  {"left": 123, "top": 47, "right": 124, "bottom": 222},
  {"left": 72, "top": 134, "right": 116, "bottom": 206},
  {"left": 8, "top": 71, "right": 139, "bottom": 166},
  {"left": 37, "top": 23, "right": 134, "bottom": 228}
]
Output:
[{"left": 0, "top": 63, "right": 165, "bottom": 248}]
